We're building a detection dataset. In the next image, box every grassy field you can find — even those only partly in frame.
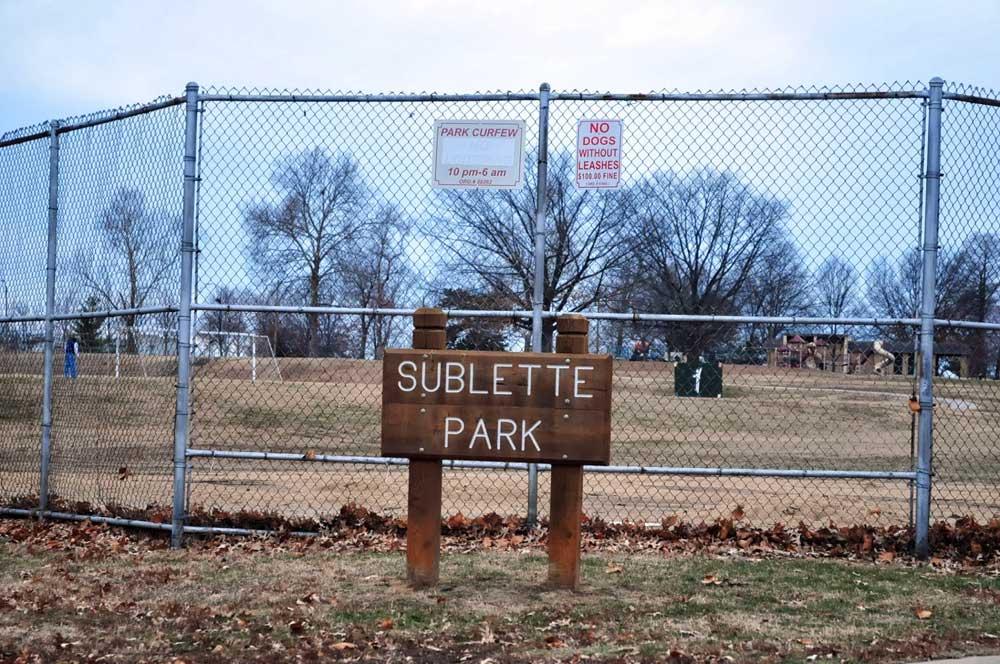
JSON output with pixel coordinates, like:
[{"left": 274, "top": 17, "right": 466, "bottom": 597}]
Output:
[
  {"left": 1, "top": 353, "right": 998, "bottom": 525},
  {"left": 2, "top": 521, "right": 1000, "bottom": 663}
]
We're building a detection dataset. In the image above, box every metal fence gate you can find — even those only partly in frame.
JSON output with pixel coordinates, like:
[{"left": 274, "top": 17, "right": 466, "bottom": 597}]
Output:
[{"left": 1, "top": 78, "right": 999, "bottom": 554}]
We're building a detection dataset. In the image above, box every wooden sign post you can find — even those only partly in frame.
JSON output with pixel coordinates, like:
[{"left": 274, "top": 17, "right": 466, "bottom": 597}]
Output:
[
  {"left": 548, "top": 314, "right": 588, "bottom": 589},
  {"left": 382, "top": 309, "right": 611, "bottom": 590},
  {"left": 406, "top": 308, "right": 446, "bottom": 587}
]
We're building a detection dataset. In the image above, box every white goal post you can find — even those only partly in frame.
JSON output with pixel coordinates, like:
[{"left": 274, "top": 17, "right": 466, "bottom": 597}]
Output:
[{"left": 111, "top": 325, "right": 281, "bottom": 382}]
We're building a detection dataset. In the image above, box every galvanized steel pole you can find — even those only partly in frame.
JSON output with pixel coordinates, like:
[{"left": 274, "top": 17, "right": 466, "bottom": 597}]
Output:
[
  {"left": 527, "top": 82, "right": 551, "bottom": 527},
  {"left": 171, "top": 82, "right": 199, "bottom": 548},
  {"left": 915, "top": 78, "right": 944, "bottom": 558},
  {"left": 39, "top": 121, "right": 60, "bottom": 513}
]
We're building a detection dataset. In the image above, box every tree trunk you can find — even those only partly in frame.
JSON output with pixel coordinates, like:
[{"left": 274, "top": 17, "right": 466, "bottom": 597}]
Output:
[
  {"left": 613, "top": 324, "right": 625, "bottom": 359},
  {"left": 970, "top": 329, "right": 987, "bottom": 378},
  {"left": 358, "top": 315, "right": 370, "bottom": 360},
  {"left": 307, "top": 270, "right": 321, "bottom": 358},
  {"left": 124, "top": 314, "right": 137, "bottom": 354},
  {"left": 542, "top": 318, "right": 556, "bottom": 353}
]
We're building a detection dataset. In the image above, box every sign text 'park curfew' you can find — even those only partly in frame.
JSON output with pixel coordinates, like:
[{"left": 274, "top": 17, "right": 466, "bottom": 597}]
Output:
[
  {"left": 381, "top": 349, "right": 612, "bottom": 464},
  {"left": 432, "top": 120, "right": 526, "bottom": 189}
]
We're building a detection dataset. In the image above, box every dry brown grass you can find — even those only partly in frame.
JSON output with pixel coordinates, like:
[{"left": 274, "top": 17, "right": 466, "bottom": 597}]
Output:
[
  {"left": 1, "top": 354, "right": 998, "bottom": 525},
  {"left": 3, "top": 528, "right": 1000, "bottom": 663}
]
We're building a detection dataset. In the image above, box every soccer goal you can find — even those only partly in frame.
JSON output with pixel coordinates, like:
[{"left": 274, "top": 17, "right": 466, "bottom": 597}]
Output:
[
  {"left": 111, "top": 326, "right": 281, "bottom": 382},
  {"left": 191, "top": 329, "right": 282, "bottom": 382}
]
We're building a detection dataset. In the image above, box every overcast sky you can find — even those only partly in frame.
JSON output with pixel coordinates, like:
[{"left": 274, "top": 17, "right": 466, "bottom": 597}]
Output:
[{"left": 2, "top": 0, "right": 1000, "bottom": 132}]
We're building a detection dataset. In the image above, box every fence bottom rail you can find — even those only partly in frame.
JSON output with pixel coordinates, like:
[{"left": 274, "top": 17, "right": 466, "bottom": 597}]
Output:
[{"left": 184, "top": 449, "right": 918, "bottom": 481}]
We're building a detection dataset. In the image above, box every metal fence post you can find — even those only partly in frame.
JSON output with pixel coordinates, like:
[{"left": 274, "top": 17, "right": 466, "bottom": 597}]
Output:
[
  {"left": 915, "top": 77, "right": 944, "bottom": 558},
  {"left": 171, "top": 82, "right": 199, "bottom": 548},
  {"left": 39, "top": 120, "right": 60, "bottom": 514},
  {"left": 526, "top": 82, "right": 551, "bottom": 527}
]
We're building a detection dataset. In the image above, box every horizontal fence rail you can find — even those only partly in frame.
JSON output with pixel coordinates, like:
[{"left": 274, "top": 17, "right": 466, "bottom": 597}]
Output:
[
  {"left": 186, "top": 449, "right": 919, "bottom": 481},
  {"left": 191, "top": 302, "right": 926, "bottom": 327}
]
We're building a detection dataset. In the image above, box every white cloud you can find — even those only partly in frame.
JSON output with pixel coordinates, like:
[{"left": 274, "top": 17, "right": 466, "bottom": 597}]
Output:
[{"left": 1, "top": 0, "right": 999, "bottom": 130}]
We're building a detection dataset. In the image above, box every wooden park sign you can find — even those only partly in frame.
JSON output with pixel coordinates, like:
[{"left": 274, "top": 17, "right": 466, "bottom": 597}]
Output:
[{"left": 381, "top": 308, "right": 612, "bottom": 589}]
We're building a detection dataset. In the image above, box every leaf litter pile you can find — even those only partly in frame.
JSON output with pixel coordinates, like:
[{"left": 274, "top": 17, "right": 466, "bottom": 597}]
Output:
[
  {"left": 3, "top": 504, "right": 1000, "bottom": 662},
  {"left": 8, "top": 497, "right": 1000, "bottom": 564}
]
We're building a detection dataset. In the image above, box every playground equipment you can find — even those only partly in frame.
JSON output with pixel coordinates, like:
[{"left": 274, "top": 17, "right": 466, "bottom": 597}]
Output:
[{"left": 871, "top": 340, "right": 896, "bottom": 376}]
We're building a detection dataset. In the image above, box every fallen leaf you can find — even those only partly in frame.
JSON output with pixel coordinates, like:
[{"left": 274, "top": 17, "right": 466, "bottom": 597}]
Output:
[
  {"left": 288, "top": 621, "right": 305, "bottom": 634},
  {"left": 544, "top": 635, "right": 565, "bottom": 648},
  {"left": 445, "top": 513, "right": 468, "bottom": 529},
  {"left": 914, "top": 608, "right": 933, "bottom": 620},
  {"left": 378, "top": 617, "right": 394, "bottom": 630},
  {"left": 332, "top": 642, "right": 357, "bottom": 650},
  {"left": 701, "top": 575, "right": 722, "bottom": 586},
  {"left": 605, "top": 564, "right": 623, "bottom": 575},
  {"left": 731, "top": 506, "right": 745, "bottom": 521},
  {"left": 878, "top": 551, "right": 895, "bottom": 562},
  {"left": 304, "top": 450, "right": 317, "bottom": 460}
]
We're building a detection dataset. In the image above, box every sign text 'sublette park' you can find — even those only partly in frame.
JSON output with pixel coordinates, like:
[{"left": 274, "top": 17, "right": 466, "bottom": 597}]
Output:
[
  {"left": 383, "top": 310, "right": 610, "bottom": 590},
  {"left": 576, "top": 119, "right": 622, "bottom": 189},
  {"left": 382, "top": 350, "right": 612, "bottom": 464},
  {"left": 432, "top": 120, "right": 526, "bottom": 189}
]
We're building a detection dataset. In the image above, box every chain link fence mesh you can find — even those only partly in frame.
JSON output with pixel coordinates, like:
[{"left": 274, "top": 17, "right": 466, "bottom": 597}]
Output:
[{"left": 0, "top": 82, "right": 998, "bottom": 533}]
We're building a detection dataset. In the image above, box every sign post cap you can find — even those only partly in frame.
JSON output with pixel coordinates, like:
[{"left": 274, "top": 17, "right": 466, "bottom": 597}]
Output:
[
  {"left": 413, "top": 307, "right": 447, "bottom": 330},
  {"left": 556, "top": 314, "right": 588, "bottom": 336}
]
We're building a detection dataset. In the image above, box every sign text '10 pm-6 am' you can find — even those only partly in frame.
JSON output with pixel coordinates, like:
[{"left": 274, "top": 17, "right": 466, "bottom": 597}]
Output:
[{"left": 380, "top": 349, "right": 613, "bottom": 465}]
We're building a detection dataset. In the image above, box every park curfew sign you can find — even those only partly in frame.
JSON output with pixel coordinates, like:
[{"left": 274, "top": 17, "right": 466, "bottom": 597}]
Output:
[
  {"left": 381, "top": 350, "right": 612, "bottom": 464},
  {"left": 432, "top": 120, "right": 526, "bottom": 189}
]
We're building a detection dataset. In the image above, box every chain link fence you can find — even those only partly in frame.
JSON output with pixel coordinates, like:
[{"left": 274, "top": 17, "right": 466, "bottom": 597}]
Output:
[{"left": 1, "top": 80, "right": 998, "bottom": 552}]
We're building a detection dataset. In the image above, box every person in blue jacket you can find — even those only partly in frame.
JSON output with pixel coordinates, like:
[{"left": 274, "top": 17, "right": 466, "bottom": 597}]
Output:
[{"left": 64, "top": 335, "right": 80, "bottom": 379}]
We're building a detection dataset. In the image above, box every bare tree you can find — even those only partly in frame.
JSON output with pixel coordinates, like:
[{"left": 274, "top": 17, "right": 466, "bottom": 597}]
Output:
[
  {"left": 436, "top": 153, "right": 634, "bottom": 351},
  {"left": 742, "top": 238, "right": 813, "bottom": 348},
  {"left": 814, "top": 255, "right": 861, "bottom": 335},
  {"left": 953, "top": 233, "right": 1000, "bottom": 376},
  {"left": 77, "top": 188, "right": 178, "bottom": 352},
  {"left": 866, "top": 246, "right": 968, "bottom": 343},
  {"left": 245, "top": 148, "right": 368, "bottom": 357},
  {"left": 200, "top": 286, "right": 247, "bottom": 357},
  {"left": 631, "top": 170, "right": 789, "bottom": 356},
  {"left": 591, "top": 260, "right": 650, "bottom": 358},
  {"left": 339, "top": 205, "right": 412, "bottom": 359}
]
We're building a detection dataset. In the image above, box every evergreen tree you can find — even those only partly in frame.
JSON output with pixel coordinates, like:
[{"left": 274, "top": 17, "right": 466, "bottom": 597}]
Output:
[{"left": 73, "top": 295, "right": 108, "bottom": 352}]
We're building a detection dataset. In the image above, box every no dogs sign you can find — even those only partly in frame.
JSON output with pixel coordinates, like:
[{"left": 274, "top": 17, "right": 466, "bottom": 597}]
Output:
[{"left": 576, "top": 119, "right": 622, "bottom": 189}]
